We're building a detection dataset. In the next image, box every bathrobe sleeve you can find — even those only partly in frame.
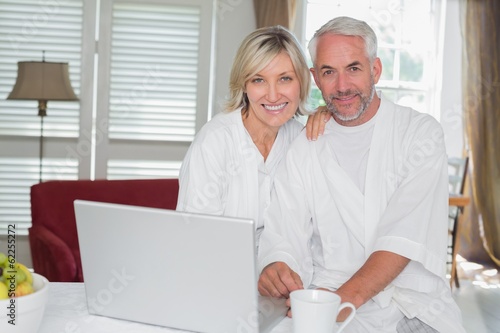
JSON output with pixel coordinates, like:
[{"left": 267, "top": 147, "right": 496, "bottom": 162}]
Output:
[
  {"left": 369, "top": 111, "right": 450, "bottom": 291},
  {"left": 177, "top": 132, "right": 225, "bottom": 214},
  {"left": 258, "top": 143, "right": 315, "bottom": 286}
]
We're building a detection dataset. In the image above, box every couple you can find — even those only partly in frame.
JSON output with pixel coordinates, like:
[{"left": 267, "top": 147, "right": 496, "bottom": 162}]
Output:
[{"left": 177, "top": 16, "right": 465, "bottom": 333}]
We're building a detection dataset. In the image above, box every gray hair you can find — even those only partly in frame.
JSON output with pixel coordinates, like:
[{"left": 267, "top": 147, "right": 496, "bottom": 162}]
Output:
[{"left": 308, "top": 16, "right": 378, "bottom": 65}]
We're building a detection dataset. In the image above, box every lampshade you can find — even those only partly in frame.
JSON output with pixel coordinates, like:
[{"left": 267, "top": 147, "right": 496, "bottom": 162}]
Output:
[
  {"left": 6, "top": 60, "right": 79, "bottom": 183},
  {"left": 7, "top": 61, "right": 78, "bottom": 102}
]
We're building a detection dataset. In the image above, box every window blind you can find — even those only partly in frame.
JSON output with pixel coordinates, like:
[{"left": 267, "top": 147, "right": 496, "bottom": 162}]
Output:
[
  {"left": 107, "top": 159, "right": 182, "bottom": 180},
  {"left": 0, "top": 0, "right": 82, "bottom": 137},
  {"left": 0, "top": 157, "right": 78, "bottom": 235},
  {"left": 0, "top": 0, "right": 214, "bottom": 234},
  {"left": 0, "top": 0, "right": 83, "bottom": 235},
  {"left": 108, "top": 2, "right": 200, "bottom": 141}
]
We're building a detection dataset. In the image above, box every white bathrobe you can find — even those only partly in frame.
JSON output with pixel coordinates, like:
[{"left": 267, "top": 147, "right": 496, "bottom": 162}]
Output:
[
  {"left": 258, "top": 97, "right": 465, "bottom": 332},
  {"left": 176, "top": 108, "right": 303, "bottom": 243}
]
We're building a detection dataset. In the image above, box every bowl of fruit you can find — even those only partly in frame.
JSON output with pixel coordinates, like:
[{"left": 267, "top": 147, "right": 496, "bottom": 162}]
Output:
[{"left": 0, "top": 253, "right": 49, "bottom": 333}]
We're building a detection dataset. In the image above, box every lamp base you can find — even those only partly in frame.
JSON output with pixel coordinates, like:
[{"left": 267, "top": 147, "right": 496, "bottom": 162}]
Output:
[{"left": 38, "top": 104, "right": 45, "bottom": 183}]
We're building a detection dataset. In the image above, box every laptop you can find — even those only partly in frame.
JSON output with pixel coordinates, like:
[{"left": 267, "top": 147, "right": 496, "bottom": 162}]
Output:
[{"left": 74, "top": 200, "right": 288, "bottom": 333}]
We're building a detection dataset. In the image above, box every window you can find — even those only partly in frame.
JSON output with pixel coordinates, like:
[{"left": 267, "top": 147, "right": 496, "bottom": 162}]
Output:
[
  {"left": 304, "top": 0, "right": 445, "bottom": 118},
  {"left": 0, "top": 0, "right": 215, "bottom": 234},
  {"left": 94, "top": 0, "right": 214, "bottom": 179},
  {"left": 0, "top": 0, "right": 83, "bottom": 234}
]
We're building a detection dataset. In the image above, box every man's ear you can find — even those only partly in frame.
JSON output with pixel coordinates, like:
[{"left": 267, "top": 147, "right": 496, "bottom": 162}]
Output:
[
  {"left": 372, "top": 57, "right": 382, "bottom": 84},
  {"left": 310, "top": 67, "right": 321, "bottom": 90}
]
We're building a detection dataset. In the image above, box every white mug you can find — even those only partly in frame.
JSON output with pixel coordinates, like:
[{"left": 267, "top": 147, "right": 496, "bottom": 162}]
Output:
[{"left": 290, "top": 289, "right": 356, "bottom": 333}]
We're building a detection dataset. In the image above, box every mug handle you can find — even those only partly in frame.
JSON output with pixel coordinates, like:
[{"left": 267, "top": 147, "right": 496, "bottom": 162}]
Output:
[{"left": 335, "top": 302, "right": 356, "bottom": 333}]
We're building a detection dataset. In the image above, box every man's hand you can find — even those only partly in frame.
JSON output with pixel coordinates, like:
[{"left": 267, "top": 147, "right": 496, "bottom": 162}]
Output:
[
  {"left": 258, "top": 262, "right": 303, "bottom": 299},
  {"left": 305, "top": 106, "right": 332, "bottom": 141},
  {"left": 335, "top": 251, "right": 410, "bottom": 317}
]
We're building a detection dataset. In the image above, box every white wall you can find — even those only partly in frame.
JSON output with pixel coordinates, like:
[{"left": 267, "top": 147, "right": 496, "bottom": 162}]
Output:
[
  {"left": 213, "top": 1, "right": 256, "bottom": 117},
  {"left": 439, "top": 0, "right": 464, "bottom": 158}
]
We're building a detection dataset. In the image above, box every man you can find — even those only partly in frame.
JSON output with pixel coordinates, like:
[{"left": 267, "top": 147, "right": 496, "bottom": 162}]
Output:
[{"left": 257, "top": 16, "right": 465, "bottom": 332}]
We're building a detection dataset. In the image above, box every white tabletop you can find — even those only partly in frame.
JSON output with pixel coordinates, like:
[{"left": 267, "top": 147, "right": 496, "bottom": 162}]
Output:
[{"left": 38, "top": 283, "right": 293, "bottom": 333}]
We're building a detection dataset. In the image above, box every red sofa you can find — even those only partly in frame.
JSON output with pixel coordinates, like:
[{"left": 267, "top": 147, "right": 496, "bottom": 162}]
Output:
[{"left": 29, "top": 178, "right": 179, "bottom": 282}]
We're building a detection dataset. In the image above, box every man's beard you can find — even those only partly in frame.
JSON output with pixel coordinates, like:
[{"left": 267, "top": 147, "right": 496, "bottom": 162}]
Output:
[{"left": 325, "top": 77, "right": 376, "bottom": 122}]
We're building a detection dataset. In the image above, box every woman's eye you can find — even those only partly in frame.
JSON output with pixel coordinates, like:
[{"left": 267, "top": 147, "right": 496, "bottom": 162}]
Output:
[
  {"left": 280, "top": 76, "right": 292, "bottom": 82},
  {"left": 251, "top": 78, "right": 264, "bottom": 83}
]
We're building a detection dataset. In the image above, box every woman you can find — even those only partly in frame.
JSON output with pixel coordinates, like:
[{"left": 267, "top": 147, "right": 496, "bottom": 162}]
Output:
[{"left": 176, "top": 26, "right": 324, "bottom": 244}]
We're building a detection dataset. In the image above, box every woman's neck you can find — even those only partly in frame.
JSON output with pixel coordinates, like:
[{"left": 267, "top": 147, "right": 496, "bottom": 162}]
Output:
[{"left": 242, "top": 112, "right": 279, "bottom": 161}]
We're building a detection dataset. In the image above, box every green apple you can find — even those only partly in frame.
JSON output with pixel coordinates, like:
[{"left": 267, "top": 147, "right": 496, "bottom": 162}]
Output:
[
  {"left": 2, "top": 264, "right": 25, "bottom": 284},
  {"left": 15, "top": 263, "right": 32, "bottom": 285}
]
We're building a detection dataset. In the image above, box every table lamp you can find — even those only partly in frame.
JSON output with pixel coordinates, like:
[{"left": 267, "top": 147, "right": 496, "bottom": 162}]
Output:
[{"left": 7, "top": 57, "right": 79, "bottom": 182}]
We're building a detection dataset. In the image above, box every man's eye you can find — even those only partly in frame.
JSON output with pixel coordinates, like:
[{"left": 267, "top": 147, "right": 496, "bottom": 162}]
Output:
[
  {"left": 323, "top": 70, "right": 333, "bottom": 76},
  {"left": 349, "top": 67, "right": 360, "bottom": 72}
]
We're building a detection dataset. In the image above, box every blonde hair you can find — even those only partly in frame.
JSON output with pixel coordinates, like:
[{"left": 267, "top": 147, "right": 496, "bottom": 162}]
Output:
[{"left": 225, "top": 25, "right": 311, "bottom": 116}]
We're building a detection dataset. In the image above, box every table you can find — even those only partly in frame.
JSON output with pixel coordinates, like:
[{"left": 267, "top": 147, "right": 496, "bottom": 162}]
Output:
[
  {"left": 449, "top": 195, "right": 470, "bottom": 207},
  {"left": 448, "top": 195, "right": 471, "bottom": 289},
  {"left": 38, "top": 283, "right": 293, "bottom": 333}
]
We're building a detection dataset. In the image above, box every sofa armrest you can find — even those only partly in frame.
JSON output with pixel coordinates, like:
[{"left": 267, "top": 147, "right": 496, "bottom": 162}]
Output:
[{"left": 28, "top": 225, "right": 78, "bottom": 282}]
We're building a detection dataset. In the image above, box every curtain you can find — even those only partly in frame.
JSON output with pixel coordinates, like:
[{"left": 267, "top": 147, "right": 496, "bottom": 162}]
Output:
[
  {"left": 462, "top": 0, "right": 500, "bottom": 266},
  {"left": 253, "top": 0, "right": 297, "bottom": 29}
]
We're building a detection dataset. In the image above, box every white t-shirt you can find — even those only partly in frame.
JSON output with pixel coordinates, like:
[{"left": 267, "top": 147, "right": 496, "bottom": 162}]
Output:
[{"left": 329, "top": 113, "right": 377, "bottom": 193}]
